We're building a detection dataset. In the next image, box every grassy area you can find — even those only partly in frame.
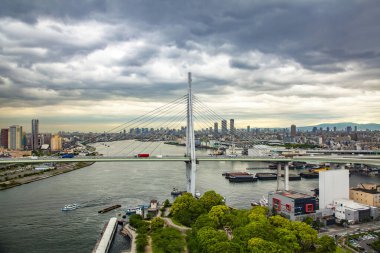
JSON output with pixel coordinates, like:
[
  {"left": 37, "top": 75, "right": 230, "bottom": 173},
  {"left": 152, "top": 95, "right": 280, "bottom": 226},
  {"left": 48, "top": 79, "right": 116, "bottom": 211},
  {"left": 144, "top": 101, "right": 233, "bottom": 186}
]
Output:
[
  {"left": 335, "top": 246, "right": 351, "bottom": 253},
  {"left": 170, "top": 217, "right": 187, "bottom": 227}
]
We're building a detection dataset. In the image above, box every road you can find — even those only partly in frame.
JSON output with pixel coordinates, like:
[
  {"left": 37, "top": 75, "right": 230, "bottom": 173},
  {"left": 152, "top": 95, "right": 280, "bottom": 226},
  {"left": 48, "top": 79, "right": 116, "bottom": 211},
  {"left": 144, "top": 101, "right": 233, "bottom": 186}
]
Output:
[{"left": 1, "top": 155, "right": 380, "bottom": 166}]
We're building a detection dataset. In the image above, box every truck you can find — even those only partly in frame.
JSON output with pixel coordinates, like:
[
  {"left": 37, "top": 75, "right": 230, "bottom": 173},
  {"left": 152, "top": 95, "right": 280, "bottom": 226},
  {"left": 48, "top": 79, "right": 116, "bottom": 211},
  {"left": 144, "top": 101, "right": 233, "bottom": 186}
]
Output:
[
  {"left": 61, "top": 153, "right": 75, "bottom": 158},
  {"left": 137, "top": 153, "right": 150, "bottom": 158}
]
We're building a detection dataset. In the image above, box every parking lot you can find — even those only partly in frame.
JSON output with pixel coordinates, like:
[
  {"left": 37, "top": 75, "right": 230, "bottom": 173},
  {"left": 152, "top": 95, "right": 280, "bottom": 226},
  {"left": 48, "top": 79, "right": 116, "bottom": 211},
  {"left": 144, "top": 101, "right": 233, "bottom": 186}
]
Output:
[{"left": 347, "top": 232, "right": 378, "bottom": 252}]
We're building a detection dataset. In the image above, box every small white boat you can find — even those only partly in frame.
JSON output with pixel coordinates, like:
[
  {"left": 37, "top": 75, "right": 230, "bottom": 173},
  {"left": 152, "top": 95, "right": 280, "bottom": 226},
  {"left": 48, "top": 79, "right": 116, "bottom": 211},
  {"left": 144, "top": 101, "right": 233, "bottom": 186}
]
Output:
[
  {"left": 259, "top": 196, "right": 268, "bottom": 207},
  {"left": 61, "top": 204, "right": 79, "bottom": 211},
  {"left": 251, "top": 200, "right": 260, "bottom": 206}
]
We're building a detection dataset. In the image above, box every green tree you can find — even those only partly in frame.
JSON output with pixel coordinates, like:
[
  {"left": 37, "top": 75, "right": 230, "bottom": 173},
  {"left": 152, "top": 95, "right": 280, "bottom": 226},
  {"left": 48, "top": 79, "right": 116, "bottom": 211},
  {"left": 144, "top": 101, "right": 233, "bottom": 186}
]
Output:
[
  {"left": 196, "top": 226, "right": 228, "bottom": 253},
  {"left": 248, "top": 206, "right": 269, "bottom": 222},
  {"left": 163, "top": 199, "right": 170, "bottom": 207},
  {"left": 136, "top": 233, "right": 148, "bottom": 253},
  {"left": 228, "top": 209, "right": 250, "bottom": 228},
  {"left": 274, "top": 227, "right": 301, "bottom": 253},
  {"left": 151, "top": 217, "right": 165, "bottom": 232},
  {"left": 151, "top": 227, "right": 185, "bottom": 253},
  {"left": 248, "top": 237, "right": 283, "bottom": 253},
  {"left": 208, "top": 205, "right": 230, "bottom": 228},
  {"left": 290, "top": 221, "right": 317, "bottom": 251},
  {"left": 129, "top": 214, "right": 143, "bottom": 228},
  {"left": 269, "top": 215, "right": 291, "bottom": 229},
  {"left": 199, "top": 190, "right": 225, "bottom": 212},
  {"left": 245, "top": 219, "right": 274, "bottom": 241},
  {"left": 170, "top": 193, "right": 205, "bottom": 226},
  {"left": 304, "top": 216, "right": 313, "bottom": 225},
  {"left": 315, "top": 235, "right": 337, "bottom": 253},
  {"left": 208, "top": 241, "right": 242, "bottom": 253},
  {"left": 194, "top": 214, "right": 217, "bottom": 230},
  {"left": 372, "top": 238, "right": 380, "bottom": 252}
]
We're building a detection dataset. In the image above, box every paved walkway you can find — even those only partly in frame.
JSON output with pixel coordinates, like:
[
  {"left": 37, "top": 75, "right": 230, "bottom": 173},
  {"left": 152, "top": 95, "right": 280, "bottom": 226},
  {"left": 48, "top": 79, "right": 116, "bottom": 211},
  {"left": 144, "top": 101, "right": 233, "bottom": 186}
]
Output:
[{"left": 162, "top": 217, "right": 191, "bottom": 234}]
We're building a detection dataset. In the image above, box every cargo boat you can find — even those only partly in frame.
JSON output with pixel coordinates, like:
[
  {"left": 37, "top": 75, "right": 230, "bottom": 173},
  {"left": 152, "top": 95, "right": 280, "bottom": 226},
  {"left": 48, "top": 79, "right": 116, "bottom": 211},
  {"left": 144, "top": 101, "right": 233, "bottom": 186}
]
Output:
[
  {"left": 98, "top": 204, "right": 122, "bottom": 214},
  {"left": 229, "top": 175, "right": 258, "bottom": 183},
  {"left": 255, "top": 173, "right": 277, "bottom": 180},
  {"left": 300, "top": 172, "right": 319, "bottom": 179}
]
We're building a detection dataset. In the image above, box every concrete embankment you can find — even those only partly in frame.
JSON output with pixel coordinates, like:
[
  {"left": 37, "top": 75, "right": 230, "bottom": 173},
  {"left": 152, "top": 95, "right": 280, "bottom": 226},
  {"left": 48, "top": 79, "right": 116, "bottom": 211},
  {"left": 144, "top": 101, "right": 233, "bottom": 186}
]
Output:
[{"left": 121, "top": 224, "right": 137, "bottom": 253}]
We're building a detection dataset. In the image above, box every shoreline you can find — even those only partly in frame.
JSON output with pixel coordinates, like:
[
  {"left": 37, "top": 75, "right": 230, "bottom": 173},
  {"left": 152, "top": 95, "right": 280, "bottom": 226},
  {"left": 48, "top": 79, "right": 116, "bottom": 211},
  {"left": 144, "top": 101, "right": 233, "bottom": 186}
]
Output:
[{"left": 0, "top": 161, "right": 95, "bottom": 191}]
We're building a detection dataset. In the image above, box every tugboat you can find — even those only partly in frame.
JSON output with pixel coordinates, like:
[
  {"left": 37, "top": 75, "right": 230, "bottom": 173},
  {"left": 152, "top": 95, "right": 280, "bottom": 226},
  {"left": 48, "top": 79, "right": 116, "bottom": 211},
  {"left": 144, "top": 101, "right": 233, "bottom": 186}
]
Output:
[
  {"left": 61, "top": 203, "right": 79, "bottom": 211},
  {"left": 171, "top": 187, "right": 186, "bottom": 196}
]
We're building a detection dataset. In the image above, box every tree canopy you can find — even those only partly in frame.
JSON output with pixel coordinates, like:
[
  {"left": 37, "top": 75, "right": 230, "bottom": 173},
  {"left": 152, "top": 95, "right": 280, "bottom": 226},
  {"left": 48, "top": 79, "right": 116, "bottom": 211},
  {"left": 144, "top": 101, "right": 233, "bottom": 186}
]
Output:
[{"left": 169, "top": 191, "right": 330, "bottom": 253}]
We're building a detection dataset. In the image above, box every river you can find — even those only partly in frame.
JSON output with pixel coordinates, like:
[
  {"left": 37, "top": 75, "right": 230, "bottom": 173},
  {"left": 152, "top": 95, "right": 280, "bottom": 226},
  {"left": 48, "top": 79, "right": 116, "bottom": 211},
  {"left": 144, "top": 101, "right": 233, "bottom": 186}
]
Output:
[{"left": 0, "top": 141, "right": 378, "bottom": 252}]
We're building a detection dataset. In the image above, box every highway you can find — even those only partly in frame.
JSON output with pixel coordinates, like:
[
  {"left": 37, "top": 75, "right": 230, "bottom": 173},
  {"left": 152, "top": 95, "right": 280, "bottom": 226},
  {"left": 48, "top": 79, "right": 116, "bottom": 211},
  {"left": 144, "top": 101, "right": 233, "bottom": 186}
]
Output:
[{"left": 1, "top": 155, "right": 380, "bottom": 166}]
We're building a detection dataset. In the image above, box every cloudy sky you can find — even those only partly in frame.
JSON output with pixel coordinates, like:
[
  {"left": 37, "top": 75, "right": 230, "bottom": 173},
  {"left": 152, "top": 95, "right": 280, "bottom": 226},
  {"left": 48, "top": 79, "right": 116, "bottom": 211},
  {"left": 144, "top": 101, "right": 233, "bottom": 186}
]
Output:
[{"left": 0, "top": 0, "right": 379, "bottom": 132}]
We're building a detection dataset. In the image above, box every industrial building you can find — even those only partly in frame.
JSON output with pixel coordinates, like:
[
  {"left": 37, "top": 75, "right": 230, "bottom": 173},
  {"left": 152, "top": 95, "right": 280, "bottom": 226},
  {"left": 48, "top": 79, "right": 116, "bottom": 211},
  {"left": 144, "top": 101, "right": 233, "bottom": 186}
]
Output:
[
  {"left": 319, "top": 170, "right": 349, "bottom": 209},
  {"left": 350, "top": 183, "right": 380, "bottom": 207},
  {"left": 333, "top": 199, "right": 378, "bottom": 224},
  {"left": 268, "top": 190, "right": 319, "bottom": 221}
]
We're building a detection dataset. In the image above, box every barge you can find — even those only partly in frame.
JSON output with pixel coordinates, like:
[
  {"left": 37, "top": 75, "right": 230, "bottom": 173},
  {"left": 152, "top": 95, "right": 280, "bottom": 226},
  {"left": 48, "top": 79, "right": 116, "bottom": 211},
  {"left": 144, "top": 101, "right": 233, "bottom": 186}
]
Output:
[
  {"left": 98, "top": 204, "right": 122, "bottom": 214},
  {"left": 222, "top": 172, "right": 250, "bottom": 179},
  {"left": 280, "top": 173, "right": 301, "bottom": 181},
  {"left": 300, "top": 172, "right": 319, "bottom": 179},
  {"left": 255, "top": 173, "right": 277, "bottom": 180},
  {"left": 229, "top": 175, "right": 258, "bottom": 183}
]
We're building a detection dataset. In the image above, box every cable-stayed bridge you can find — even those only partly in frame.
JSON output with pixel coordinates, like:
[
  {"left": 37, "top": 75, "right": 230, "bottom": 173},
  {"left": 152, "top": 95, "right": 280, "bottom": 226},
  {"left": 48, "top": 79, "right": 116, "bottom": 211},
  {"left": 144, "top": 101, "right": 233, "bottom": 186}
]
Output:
[
  {"left": 2, "top": 73, "right": 380, "bottom": 195},
  {"left": 2, "top": 155, "right": 380, "bottom": 166}
]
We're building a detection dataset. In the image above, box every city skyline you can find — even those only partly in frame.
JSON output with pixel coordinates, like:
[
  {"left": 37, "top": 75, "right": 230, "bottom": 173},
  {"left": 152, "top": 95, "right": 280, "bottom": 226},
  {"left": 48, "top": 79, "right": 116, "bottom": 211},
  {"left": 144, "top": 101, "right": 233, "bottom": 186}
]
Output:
[{"left": 1, "top": 1, "right": 380, "bottom": 132}]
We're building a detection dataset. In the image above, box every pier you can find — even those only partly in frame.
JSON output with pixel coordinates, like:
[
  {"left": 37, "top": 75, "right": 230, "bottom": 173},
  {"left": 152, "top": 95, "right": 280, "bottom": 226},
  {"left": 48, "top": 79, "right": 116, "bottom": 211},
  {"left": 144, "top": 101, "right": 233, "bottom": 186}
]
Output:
[{"left": 93, "top": 217, "right": 118, "bottom": 253}]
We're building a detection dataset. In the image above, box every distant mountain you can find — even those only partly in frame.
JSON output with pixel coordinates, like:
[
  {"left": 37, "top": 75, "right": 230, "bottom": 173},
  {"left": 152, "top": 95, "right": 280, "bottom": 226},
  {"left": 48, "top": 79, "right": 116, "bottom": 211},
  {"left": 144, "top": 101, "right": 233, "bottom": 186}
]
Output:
[{"left": 298, "top": 122, "right": 380, "bottom": 131}]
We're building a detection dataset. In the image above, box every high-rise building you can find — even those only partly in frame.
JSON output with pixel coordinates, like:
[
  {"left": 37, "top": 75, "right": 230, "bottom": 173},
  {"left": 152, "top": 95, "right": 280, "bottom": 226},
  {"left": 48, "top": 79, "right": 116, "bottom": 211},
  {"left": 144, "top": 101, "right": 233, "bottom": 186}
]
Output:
[
  {"left": 51, "top": 134, "right": 62, "bottom": 151},
  {"left": 247, "top": 125, "right": 250, "bottom": 132},
  {"left": 354, "top": 126, "right": 358, "bottom": 132},
  {"left": 290, "top": 124, "right": 296, "bottom": 137},
  {"left": 346, "top": 126, "right": 352, "bottom": 133},
  {"left": 8, "top": 125, "right": 23, "bottom": 150},
  {"left": 230, "top": 119, "right": 235, "bottom": 134},
  {"left": 31, "top": 119, "right": 39, "bottom": 150},
  {"left": 312, "top": 127, "right": 317, "bottom": 133},
  {"left": 1, "top": 128, "right": 9, "bottom": 148},
  {"left": 333, "top": 126, "right": 337, "bottom": 132},
  {"left": 221, "top": 120, "right": 227, "bottom": 135},
  {"left": 214, "top": 122, "right": 218, "bottom": 134}
]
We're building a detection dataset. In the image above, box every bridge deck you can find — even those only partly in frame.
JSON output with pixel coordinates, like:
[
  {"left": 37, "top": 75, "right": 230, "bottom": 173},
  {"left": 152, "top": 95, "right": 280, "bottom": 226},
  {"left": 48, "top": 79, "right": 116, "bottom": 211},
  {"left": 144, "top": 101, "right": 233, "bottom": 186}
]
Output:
[{"left": 1, "top": 156, "right": 380, "bottom": 166}]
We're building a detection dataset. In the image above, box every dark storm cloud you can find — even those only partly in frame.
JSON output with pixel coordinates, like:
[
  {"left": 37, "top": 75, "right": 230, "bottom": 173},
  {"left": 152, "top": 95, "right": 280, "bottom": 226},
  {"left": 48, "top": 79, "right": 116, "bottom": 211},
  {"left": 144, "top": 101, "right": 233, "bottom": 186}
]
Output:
[
  {"left": 0, "top": 0, "right": 380, "bottom": 110},
  {"left": 229, "top": 59, "right": 260, "bottom": 70},
  {"left": 0, "top": 0, "right": 106, "bottom": 23}
]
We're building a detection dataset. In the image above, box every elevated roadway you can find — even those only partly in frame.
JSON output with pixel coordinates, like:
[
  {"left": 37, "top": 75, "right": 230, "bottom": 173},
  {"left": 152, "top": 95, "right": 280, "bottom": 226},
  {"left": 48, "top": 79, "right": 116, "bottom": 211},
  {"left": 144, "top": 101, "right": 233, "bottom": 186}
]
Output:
[{"left": 1, "top": 156, "right": 380, "bottom": 166}]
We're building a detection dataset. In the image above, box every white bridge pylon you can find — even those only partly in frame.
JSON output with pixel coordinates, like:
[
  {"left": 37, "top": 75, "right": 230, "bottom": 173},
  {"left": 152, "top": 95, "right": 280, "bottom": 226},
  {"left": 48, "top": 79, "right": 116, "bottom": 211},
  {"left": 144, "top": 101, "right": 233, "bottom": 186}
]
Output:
[{"left": 186, "top": 72, "right": 197, "bottom": 196}]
